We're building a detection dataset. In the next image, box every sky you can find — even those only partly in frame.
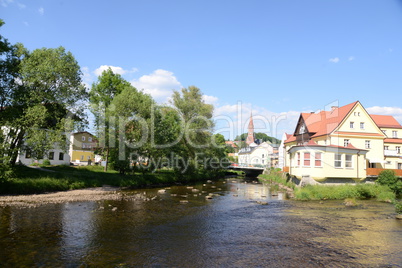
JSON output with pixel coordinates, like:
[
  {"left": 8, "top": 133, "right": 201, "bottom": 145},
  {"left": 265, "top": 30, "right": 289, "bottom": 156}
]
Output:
[{"left": 2, "top": 0, "right": 402, "bottom": 139}]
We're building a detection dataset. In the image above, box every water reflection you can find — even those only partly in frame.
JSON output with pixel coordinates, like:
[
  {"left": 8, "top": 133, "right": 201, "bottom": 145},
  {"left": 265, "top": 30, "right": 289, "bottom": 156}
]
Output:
[{"left": 0, "top": 178, "right": 401, "bottom": 267}]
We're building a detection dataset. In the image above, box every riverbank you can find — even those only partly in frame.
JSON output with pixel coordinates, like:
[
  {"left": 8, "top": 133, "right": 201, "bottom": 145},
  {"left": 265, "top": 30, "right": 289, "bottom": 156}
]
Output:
[
  {"left": 258, "top": 172, "right": 397, "bottom": 202},
  {"left": 0, "top": 165, "right": 228, "bottom": 195}
]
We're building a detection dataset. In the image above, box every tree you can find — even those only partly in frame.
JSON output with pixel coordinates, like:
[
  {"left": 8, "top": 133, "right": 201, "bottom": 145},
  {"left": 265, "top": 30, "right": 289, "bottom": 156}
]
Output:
[
  {"left": 171, "top": 86, "right": 214, "bottom": 159},
  {"left": 377, "top": 170, "right": 402, "bottom": 196},
  {"left": 234, "top": 132, "right": 280, "bottom": 144},
  {"left": 106, "top": 85, "right": 154, "bottom": 173},
  {"left": 89, "top": 68, "right": 132, "bottom": 171},
  {"left": 1, "top": 39, "right": 87, "bottom": 166}
]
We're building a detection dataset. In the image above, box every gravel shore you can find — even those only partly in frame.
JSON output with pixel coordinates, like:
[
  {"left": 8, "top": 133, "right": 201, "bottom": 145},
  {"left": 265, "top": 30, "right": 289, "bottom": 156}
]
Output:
[{"left": 0, "top": 186, "right": 124, "bottom": 208}]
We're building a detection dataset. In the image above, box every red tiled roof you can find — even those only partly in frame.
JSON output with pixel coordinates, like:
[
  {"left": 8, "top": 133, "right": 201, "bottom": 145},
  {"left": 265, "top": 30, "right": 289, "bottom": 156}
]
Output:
[
  {"left": 298, "top": 101, "right": 358, "bottom": 138},
  {"left": 384, "top": 138, "right": 402, "bottom": 144},
  {"left": 370, "top": 114, "right": 402, "bottom": 129}
]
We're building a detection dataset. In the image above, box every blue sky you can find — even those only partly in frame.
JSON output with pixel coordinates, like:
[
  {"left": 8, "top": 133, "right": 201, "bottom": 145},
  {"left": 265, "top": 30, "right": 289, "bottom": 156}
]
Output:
[{"left": 2, "top": 0, "right": 402, "bottom": 139}]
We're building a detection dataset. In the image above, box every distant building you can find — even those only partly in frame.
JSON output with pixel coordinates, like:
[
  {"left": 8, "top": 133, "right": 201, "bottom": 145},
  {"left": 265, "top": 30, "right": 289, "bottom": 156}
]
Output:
[
  {"left": 238, "top": 142, "right": 274, "bottom": 167},
  {"left": 246, "top": 112, "right": 255, "bottom": 145},
  {"left": 69, "top": 132, "right": 97, "bottom": 165},
  {"left": 17, "top": 144, "right": 70, "bottom": 166}
]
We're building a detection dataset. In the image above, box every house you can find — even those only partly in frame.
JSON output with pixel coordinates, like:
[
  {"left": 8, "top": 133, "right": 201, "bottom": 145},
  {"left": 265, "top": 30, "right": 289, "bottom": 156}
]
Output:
[
  {"left": 238, "top": 141, "right": 274, "bottom": 167},
  {"left": 69, "top": 132, "right": 97, "bottom": 165},
  {"left": 283, "top": 101, "right": 402, "bottom": 182},
  {"left": 17, "top": 146, "right": 70, "bottom": 166}
]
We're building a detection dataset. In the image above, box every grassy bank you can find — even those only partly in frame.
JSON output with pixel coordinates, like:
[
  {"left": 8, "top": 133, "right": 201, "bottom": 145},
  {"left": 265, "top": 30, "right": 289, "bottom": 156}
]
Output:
[
  {"left": 258, "top": 171, "right": 396, "bottom": 202},
  {"left": 0, "top": 165, "right": 226, "bottom": 195},
  {"left": 294, "top": 184, "right": 395, "bottom": 202}
]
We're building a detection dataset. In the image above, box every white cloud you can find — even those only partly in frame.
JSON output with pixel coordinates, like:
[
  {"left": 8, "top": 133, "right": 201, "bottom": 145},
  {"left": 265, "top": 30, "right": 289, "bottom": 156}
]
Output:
[
  {"left": 81, "top": 66, "right": 93, "bottom": 89},
  {"left": 367, "top": 106, "right": 402, "bottom": 124},
  {"left": 202, "top": 95, "right": 218, "bottom": 105},
  {"left": 38, "top": 7, "right": 44, "bottom": 15},
  {"left": 17, "top": 2, "right": 25, "bottom": 8},
  {"left": 329, "top": 57, "right": 340, "bottom": 63},
  {"left": 131, "top": 69, "right": 182, "bottom": 103},
  {"left": 94, "top": 65, "right": 137, "bottom": 76},
  {"left": 348, "top": 56, "right": 355, "bottom": 61}
]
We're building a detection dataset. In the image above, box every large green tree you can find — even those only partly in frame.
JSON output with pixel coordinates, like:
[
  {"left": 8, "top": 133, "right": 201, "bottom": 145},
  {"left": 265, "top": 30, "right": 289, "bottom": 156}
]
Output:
[
  {"left": 89, "top": 68, "right": 132, "bottom": 171},
  {"left": 171, "top": 86, "right": 214, "bottom": 158},
  {"left": 1, "top": 36, "right": 87, "bottom": 166}
]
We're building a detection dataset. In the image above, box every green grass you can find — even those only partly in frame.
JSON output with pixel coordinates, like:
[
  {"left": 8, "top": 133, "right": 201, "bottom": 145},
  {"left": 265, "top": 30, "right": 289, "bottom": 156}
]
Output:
[
  {"left": 0, "top": 165, "right": 225, "bottom": 195},
  {"left": 258, "top": 172, "right": 295, "bottom": 190},
  {"left": 294, "top": 183, "right": 395, "bottom": 201}
]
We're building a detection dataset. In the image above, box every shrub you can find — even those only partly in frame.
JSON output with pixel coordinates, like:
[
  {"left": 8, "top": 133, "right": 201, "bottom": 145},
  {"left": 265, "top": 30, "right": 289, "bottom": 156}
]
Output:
[
  {"left": 42, "top": 159, "right": 51, "bottom": 166},
  {"left": 394, "top": 201, "right": 402, "bottom": 214},
  {"left": 377, "top": 170, "right": 402, "bottom": 196}
]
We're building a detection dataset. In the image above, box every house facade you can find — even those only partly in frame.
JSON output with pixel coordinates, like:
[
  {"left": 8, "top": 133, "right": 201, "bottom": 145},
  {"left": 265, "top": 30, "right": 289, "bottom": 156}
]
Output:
[
  {"left": 17, "top": 147, "right": 70, "bottom": 166},
  {"left": 69, "top": 132, "right": 97, "bottom": 165},
  {"left": 238, "top": 142, "right": 274, "bottom": 167},
  {"left": 283, "top": 101, "right": 402, "bottom": 182}
]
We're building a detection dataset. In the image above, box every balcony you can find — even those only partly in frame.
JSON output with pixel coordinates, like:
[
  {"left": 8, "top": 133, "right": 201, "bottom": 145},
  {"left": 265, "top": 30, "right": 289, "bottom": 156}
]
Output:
[
  {"left": 384, "top": 149, "right": 400, "bottom": 157},
  {"left": 366, "top": 168, "right": 402, "bottom": 177}
]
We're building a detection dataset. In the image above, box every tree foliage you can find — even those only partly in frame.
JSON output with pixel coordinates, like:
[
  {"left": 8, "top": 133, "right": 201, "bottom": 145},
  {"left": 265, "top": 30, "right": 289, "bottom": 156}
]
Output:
[
  {"left": 0, "top": 21, "right": 87, "bottom": 167},
  {"left": 377, "top": 170, "right": 402, "bottom": 196},
  {"left": 234, "top": 132, "right": 280, "bottom": 144}
]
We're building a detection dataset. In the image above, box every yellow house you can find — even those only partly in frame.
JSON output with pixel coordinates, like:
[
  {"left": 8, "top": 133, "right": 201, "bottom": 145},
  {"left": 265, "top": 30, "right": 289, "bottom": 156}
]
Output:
[
  {"left": 69, "top": 132, "right": 97, "bottom": 165},
  {"left": 284, "top": 101, "right": 402, "bottom": 182}
]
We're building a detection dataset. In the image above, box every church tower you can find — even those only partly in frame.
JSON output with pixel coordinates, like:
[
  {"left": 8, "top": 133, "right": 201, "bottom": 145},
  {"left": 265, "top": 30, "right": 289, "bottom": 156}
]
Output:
[{"left": 246, "top": 112, "right": 255, "bottom": 145}]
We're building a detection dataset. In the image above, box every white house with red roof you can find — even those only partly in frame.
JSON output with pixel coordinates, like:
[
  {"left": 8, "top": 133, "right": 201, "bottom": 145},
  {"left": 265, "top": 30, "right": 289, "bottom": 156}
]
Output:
[{"left": 283, "top": 101, "right": 402, "bottom": 182}]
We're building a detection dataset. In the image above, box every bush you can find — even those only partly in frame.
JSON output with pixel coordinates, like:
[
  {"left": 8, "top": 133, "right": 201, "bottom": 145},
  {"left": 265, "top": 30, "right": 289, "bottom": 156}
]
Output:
[
  {"left": 394, "top": 201, "right": 402, "bottom": 214},
  {"left": 377, "top": 170, "right": 402, "bottom": 196},
  {"left": 42, "top": 159, "right": 51, "bottom": 166}
]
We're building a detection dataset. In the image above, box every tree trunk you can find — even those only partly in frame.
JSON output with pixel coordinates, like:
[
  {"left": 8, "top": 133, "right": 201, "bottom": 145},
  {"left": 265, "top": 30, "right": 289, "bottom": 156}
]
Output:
[{"left": 104, "top": 147, "right": 109, "bottom": 172}]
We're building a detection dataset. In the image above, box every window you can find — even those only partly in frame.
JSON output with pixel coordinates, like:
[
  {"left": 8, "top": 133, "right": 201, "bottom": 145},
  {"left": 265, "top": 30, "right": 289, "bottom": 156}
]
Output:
[
  {"left": 315, "top": 153, "right": 322, "bottom": 167},
  {"left": 350, "top": 122, "right": 354, "bottom": 129},
  {"left": 59, "top": 152, "right": 64, "bottom": 161},
  {"left": 335, "top": 154, "right": 342, "bottom": 168},
  {"left": 262, "top": 154, "right": 264, "bottom": 158},
  {"left": 397, "top": 146, "right": 401, "bottom": 154},
  {"left": 384, "top": 146, "right": 389, "bottom": 150},
  {"left": 398, "top": 163, "right": 402, "bottom": 170},
  {"left": 88, "top": 137, "right": 92, "bottom": 142},
  {"left": 82, "top": 136, "right": 86, "bottom": 141},
  {"left": 393, "top": 131, "right": 398, "bottom": 138},
  {"left": 49, "top": 152, "right": 54, "bottom": 160},
  {"left": 345, "top": 155, "right": 353, "bottom": 168},
  {"left": 360, "top": 122, "right": 365, "bottom": 129},
  {"left": 87, "top": 155, "right": 91, "bottom": 160},
  {"left": 81, "top": 155, "right": 84, "bottom": 160},
  {"left": 365, "top": 140, "right": 371, "bottom": 149},
  {"left": 297, "top": 152, "right": 300, "bottom": 166},
  {"left": 344, "top": 139, "right": 350, "bottom": 147},
  {"left": 304, "top": 152, "right": 310, "bottom": 166}
]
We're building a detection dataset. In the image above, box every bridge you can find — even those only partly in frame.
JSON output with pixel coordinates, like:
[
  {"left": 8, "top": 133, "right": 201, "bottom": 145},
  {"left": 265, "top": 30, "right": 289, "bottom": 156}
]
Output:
[{"left": 227, "top": 165, "right": 265, "bottom": 177}]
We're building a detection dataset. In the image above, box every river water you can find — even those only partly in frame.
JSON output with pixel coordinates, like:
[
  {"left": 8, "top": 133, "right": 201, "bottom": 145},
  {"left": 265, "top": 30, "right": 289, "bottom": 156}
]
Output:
[{"left": 0, "top": 178, "right": 401, "bottom": 267}]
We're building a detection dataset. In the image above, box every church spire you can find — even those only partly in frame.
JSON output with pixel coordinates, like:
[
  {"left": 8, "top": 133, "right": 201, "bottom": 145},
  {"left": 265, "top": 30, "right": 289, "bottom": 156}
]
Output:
[{"left": 246, "top": 112, "right": 255, "bottom": 145}]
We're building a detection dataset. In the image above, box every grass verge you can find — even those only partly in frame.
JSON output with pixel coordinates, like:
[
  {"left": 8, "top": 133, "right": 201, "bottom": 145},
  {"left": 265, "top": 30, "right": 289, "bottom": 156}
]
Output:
[
  {"left": 294, "top": 184, "right": 395, "bottom": 202},
  {"left": 0, "top": 165, "right": 226, "bottom": 195}
]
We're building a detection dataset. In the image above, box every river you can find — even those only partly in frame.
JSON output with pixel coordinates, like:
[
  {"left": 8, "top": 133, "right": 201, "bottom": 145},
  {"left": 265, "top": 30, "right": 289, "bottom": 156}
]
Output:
[{"left": 0, "top": 177, "right": 401, "bottom": 267}]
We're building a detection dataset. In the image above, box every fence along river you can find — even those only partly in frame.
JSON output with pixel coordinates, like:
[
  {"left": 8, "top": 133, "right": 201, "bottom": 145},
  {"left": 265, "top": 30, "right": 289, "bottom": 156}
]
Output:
[{"left": 0, "top": 177, "right": 401, "bottom": 267}]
